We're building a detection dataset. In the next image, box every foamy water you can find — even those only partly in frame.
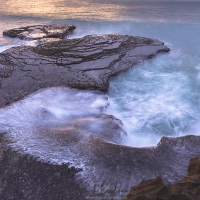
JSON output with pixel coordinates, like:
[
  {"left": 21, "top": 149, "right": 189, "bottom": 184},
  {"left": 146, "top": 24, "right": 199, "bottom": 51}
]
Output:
[
  {"left": 0, "top": 87, "right": 109, "bottom": 164},
  {"left": 107, "top": 48, "right": 200, "bottom": 146},
  {"left": 1, "top": 1, "right": 200, "bottom": 195},
  {"left": 1, "top": 1, "right": 200, "bottom": 150},
  {"left": 0, "top": 87, "right": 127, "bottom": 193}
]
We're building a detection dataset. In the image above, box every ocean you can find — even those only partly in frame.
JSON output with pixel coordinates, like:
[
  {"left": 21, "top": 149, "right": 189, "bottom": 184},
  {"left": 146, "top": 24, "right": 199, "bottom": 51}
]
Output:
[{"left": 1, "top": 0, "right": 200, "bottom": 148}]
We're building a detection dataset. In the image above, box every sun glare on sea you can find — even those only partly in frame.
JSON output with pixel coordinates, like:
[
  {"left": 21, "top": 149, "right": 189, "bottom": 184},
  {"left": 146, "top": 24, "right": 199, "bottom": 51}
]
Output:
[{"left": 1, "top": 0, "right": 129, "bottom": 21}]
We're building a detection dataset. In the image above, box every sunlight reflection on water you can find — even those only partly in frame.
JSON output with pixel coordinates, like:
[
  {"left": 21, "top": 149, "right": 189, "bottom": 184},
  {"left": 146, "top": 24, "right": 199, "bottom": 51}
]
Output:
[
  {"left": 1, "top": 0, "right": 200, "bottom": 22},
  {"left": 1, "top": 0, "right": 200, "bottom": 148}
]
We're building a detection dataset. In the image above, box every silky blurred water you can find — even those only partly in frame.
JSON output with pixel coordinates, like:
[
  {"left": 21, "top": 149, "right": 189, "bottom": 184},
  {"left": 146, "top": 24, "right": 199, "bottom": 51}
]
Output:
[{"left": 1, "top": 0, "right": 200, "bottom": 147}]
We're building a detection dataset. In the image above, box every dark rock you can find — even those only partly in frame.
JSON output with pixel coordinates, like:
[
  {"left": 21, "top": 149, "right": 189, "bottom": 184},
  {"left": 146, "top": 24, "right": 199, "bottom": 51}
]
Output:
[
  {"left": 188, "top": 157, "right": 200, "bottom": 176},
  {"left": 2, "top": 103, "right": 200, "bottom": 200},
  {"left": 2, "top": 33, "right": 190, "bottom": 200},
  {"left": 0, "top": 135, "right": 87, "bottom": 200},
  {"left": 3, "top": 24, "right": 76, "bottom": 40},
  {"left": 0, "top": 89, "right": 200, "bottom": 199},
  {"left": 125, "top": 158, "right": 200, "bottom": 200},
  {"left": 1, "top": 33, "right": 200, "bottom": 200},
  {"left": 0, "top": 34, "right": 169, "bottom": 108}
]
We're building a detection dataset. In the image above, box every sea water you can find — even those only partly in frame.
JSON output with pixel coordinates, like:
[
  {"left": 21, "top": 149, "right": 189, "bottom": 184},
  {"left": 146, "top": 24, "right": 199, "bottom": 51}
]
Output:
[{"left": 1, "top": 0, "right": 200, "bottom": 147}]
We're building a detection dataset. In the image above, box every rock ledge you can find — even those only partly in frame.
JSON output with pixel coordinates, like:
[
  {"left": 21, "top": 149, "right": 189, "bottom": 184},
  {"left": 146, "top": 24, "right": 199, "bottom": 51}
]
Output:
[
  {"left": 0, "top": 34, "right": 169, "bottom": 107},
  {"left": 3, "top": 24, "right": 76, "bottom": 40},
  {"left": 125, "top": 158, "right": 200, "bottom": 200}
]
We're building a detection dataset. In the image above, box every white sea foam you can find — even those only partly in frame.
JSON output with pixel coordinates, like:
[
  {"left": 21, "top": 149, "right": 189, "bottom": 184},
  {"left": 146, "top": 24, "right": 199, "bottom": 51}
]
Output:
[
  {"left": 0, "top": 87, "right": 109, "bottom": 165},
  {"left": 0, "top": 45, "right": 16, "bottom": 53},
  {"left": 107, "top": 49, "right": 200, "bottom": 147},
  {"left": 0, "top": 87, "right": 127, "bottom": 193},
  {"left": 0, "top": 0, "right": 200, "bottom": 195},
  {"left": 0, "top": 38, "right": 27, "bottom": 52}
]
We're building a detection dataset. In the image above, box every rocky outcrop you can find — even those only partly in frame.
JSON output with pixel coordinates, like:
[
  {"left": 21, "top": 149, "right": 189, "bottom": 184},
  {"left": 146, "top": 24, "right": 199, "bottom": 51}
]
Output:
[
  {"left": 125, "top": 158, "right": 200, "bottom": 200},
  {"left": 1, "top": 32, "right": 200, "bottom": 200},
  {"left": 0, "top": 34, "right": 169, "bottom": 108},
  {"left": 1, "top": 89, "right": 200, "bottom": 200},
  {"left": 3, "top": 24, "right": 76, "bottom": 40},
  {"left": 0, "top": 134, "right": 87, "bottom": 200},
  {"left": 5, "top": 32, "right": 200, "bottom": 200}
]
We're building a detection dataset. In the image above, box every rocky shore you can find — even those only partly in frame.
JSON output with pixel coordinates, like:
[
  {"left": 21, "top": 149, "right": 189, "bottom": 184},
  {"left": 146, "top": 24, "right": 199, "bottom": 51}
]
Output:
[
  {"left": 125, "top": 158, "right": 200, "bottom": 200},
  {"left": 0, "top": 33, "right": 169, "bottom": 108},
  {"left": 3, "top": 24, "right": 76, "bottom": 40},
  {"left": 1, "top": 25, "right": 200, "bottom": 200},
  {"left": 0, "top": 134, "right": 86, "bottom": 200}
]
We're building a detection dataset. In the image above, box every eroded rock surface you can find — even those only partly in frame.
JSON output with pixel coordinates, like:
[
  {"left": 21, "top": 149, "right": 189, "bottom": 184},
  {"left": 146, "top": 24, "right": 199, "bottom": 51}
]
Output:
[
  {"left": 0, "top": 34, "right": 169, "bottom": 108},
  {"left": 3, "top": 24, "right": 76, "bottom": 40},
  {"left": 1, "top": 87, "right": 200, "bottom": 199},
  {"left": 2, "top": 121, "right": 200, "bottom": 199},
  {"left": 1, "top": 33, "right": 200, "bottom": 200},
  {"left": 125, "top": 158, "right": 200, "bottom": 200},
  {"left": 0, "top": 135, "right": 87, "bottom": 200}
]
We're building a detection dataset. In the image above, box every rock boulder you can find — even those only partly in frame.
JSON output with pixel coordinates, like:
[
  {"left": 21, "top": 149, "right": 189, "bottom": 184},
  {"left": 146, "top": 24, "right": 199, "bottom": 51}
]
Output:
[
  {"left": 125, "top": 158, "right": 200, "bottom": 200},
  {"left": 3, "top": 24, "right": 76, "bottom": 40},
  {"left": 0, "top": 34, "right": 169, "bottom": 108}
]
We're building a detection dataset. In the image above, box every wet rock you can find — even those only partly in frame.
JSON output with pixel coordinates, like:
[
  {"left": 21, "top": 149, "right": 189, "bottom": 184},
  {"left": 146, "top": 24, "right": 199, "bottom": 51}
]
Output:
[
  {"left": 0, "top": 33, "right": 182, "bottom": 200},
  {"left": 0, "top": 135, "right": 87, "bottom": 200},
  {"left": 0, "top": 86, "right": 127, "bottom": 199},
  {"left": 0, "top": 34, "right": 169, "bottom": 108},
  {"left": 3, "top": 24, "right": 76, "bottom": 40},
  {"left": 125, "top": 158, "right": 200, "bottom": 200},
  {"left": 25, "top": 37, "right": 63, "bottom": 46},
  {"left": 0, "top": 89, "right": 200, "bottom": 199},
  {"left": 2, "top": 100, "right": 200, "bottom": 200},
  {"left": 1, "top": 32, "right": 200, "bottom": 200}
]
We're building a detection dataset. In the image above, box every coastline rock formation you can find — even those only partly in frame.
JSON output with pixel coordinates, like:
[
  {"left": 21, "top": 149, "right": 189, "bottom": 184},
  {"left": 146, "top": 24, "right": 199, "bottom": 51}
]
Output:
[
  {"left": 0, "top": 134, "right": 87, "bottom": 200},
  {"left": 1, "top": 111, "right": 200, "bottom": 200},
  {"left": 5, "top": 31, "right": 200, "bottom": 200},
  {"left": 1, "top": 31, "right": 200, "bottom": 200},
  {"left": 125, "top": 158, "right": 200, "bottom": 200},
  {"left": 0, "top": 34, "right": 169, "bottom": 108},
  {"left": 3, "top": 24, "right": 76, "bottom": 40}
]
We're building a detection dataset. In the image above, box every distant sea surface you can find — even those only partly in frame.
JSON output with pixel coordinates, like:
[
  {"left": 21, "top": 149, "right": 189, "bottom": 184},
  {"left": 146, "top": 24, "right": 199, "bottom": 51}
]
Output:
[{"left": 1, "top": 0, "right": 200, "bottom": 147}]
